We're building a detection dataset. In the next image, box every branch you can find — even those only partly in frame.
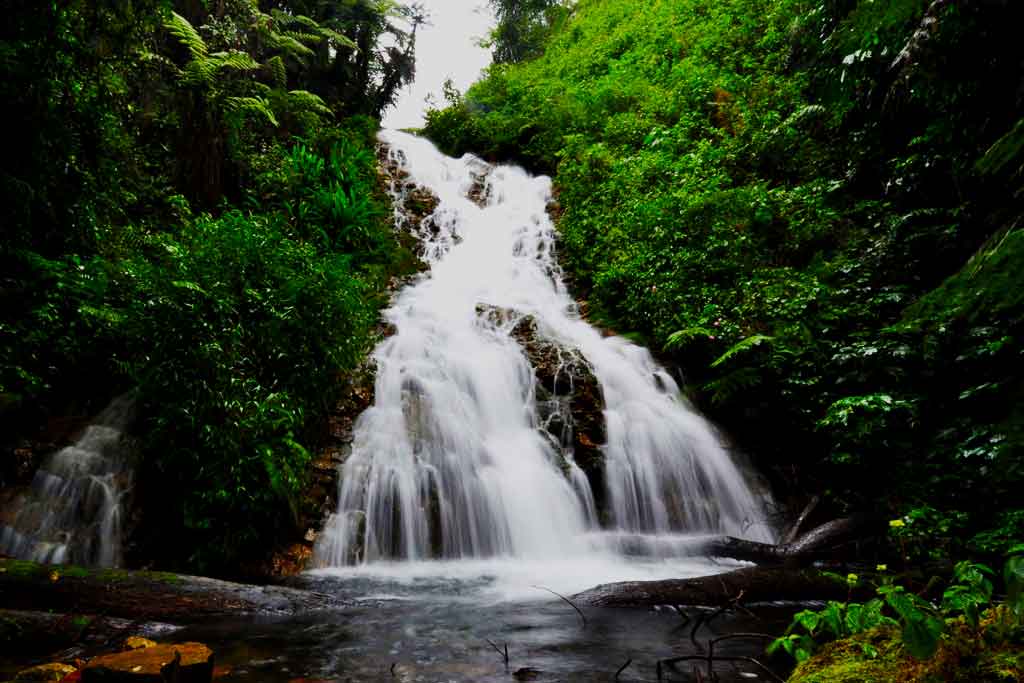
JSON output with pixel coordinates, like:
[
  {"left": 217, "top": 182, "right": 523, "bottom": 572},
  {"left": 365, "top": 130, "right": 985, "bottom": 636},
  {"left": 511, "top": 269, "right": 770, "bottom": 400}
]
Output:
[{"left": 531, "top": 584, "right": 586, "bottom": 628}]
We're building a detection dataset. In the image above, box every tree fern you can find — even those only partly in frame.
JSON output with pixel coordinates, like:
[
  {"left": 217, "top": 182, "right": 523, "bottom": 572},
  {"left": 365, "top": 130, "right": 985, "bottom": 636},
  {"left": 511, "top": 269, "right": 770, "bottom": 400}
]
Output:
[
  {"left": 318, "top": 28, "right": 358, "bottom": 50},
  {"left": 211, "top": 51, "right": 260, "bottom": 72},
  {"left": 284, "top": 31, "right": 323, "bottom": 46},
  {"left": 287, "top": 90, "right": 332, "bottom": 117}
]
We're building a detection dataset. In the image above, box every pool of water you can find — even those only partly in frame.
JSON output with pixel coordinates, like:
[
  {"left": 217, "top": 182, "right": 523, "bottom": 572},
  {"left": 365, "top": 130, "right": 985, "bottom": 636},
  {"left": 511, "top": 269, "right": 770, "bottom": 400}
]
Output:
[{"left": 176, "top": 558, "right": 795, "bottom": 682}]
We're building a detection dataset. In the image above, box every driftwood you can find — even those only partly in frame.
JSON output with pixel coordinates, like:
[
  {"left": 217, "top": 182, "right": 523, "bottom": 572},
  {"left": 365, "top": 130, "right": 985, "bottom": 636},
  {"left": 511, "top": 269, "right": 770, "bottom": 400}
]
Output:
[{"left": 781, "top": 495, "right": 820, "bottom": 545}]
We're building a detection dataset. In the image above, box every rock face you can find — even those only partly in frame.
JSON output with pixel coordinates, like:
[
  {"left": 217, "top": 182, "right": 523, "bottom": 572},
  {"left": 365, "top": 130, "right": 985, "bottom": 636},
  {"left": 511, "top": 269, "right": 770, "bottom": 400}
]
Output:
[
  {"left": 478, "top": 305, "right": 609, "bottom": 512},
  {"left": 82, "top": 643, "right": 212, "bottom": 683}
]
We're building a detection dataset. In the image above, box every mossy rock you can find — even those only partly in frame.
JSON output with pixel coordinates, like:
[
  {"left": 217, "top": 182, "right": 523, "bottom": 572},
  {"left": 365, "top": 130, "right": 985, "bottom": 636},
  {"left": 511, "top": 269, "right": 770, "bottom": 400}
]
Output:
[
  {"left": 788, "top": 627, "right": 906, "bottom": 683},
  {"left": 790, "top": 616, "right": 1024, "bottom": 683}
]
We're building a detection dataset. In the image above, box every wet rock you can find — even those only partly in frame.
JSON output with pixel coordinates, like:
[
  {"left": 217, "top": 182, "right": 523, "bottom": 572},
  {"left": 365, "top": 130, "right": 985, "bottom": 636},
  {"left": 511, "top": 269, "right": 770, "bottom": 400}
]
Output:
[
  {"left": 0, "top": 559, "right": 340, "bottom": 623},
  {"left": 122, "top": 636, "right": 156, "bottom": 651},
  {"left": 467, "top": 167, "right": 490, "bottom": 207},
  {"left": 13, "top": 663, "right": 77, "bottom": 682},
  {"left": 82, "top": 643, "right": 213, "bottom": 683},
  {"left": 513, "top": 668, "right": 543, "bottom": 681},
  {"left": 477, "top": 305, "right": 608, "bottom": 510}
]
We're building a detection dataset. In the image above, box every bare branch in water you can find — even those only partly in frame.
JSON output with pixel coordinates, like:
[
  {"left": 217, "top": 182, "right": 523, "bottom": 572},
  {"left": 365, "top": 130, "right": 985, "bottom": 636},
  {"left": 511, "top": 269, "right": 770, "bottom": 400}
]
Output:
[
  {"left": 531, "top": 584, "right": 587, "bottom": 628},
  {"left": 614, "top": 657, "right": 632, "bottom": 680}
]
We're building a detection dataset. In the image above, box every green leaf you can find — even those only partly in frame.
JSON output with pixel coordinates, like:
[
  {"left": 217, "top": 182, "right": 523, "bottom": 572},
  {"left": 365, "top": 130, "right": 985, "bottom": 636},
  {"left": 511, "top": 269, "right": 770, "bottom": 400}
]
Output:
[{"left": 710, "top": 334, "right": 775, "bottom": 368}]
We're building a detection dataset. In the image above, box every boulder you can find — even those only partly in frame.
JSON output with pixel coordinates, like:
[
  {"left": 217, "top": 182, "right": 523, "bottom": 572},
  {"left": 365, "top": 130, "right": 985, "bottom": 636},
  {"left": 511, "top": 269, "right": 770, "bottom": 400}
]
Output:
[
  {"left": 82, "top": 643, "right": 212, "bottom": 683},
  {"left": 122, "top": 637, "right": 156, "bottom": 651}
]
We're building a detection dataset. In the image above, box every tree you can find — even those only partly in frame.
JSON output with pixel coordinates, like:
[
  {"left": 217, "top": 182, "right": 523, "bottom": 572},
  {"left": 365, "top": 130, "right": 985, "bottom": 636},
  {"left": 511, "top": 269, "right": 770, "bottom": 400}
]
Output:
[{"left": 487, "top": 0, "right": 562, "bottom": 64}]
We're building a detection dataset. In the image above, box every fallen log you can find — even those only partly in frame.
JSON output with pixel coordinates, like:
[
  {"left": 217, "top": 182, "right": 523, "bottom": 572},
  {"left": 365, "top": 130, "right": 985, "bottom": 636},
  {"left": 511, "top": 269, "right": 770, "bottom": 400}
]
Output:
[
  {"left": 574, "top": 566, "right": 868, "bottom": 607},
  {"left": 701, "top": 515, "right": 880, "bottom": 566}
]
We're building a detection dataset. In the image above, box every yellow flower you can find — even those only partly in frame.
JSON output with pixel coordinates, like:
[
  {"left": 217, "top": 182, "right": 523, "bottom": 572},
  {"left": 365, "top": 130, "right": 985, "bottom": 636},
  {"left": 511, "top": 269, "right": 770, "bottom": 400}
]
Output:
[
  {"left": 889, "top": 519, "right": 905, "bottom": 528},
  {"left": 49, "top": 570, "right": 60, "bottom": 582},
  {"left": 876, "top": 564, "right": 888, "bottom": 572},
  {"left": 846, "top": 573, "right": 859, "bottom": 585}
]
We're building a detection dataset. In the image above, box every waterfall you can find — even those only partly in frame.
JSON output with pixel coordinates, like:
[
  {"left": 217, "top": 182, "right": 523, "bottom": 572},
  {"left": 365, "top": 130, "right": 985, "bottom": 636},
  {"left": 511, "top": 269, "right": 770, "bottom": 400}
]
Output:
[
  {"left": 0, "top": 395, "right": 134, "bottom": 567},
  {"left": 314, "top": 131, "right": 772, "bottom": 567}
]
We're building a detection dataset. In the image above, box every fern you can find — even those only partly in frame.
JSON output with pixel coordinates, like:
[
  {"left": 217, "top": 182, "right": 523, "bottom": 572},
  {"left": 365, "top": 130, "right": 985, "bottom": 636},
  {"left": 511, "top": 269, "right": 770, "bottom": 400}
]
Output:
[
  {"left": 225, "top": 96, "right": 279, "bottom": 126},
  {"left": 287, "top": 89, "right": 332, "bottom": 117},
  {"left": 211, "top": 51, "right": 260, "bottom": 72},
  {"left": 270, "top": 10, "right": 320, "bottom": 30},
  {"left": 704, "top": 368, "right": 762, "bottom": 406},
  {"left": 165, "top": 11, "right": 208, "bottom": 61},
  {"left": 268, "top": 34, "right": 316, "bottom": 59},
  {"left": 664, "top": 326, "right": 714, "bottom": 351},
  {"left": 285, "top": 31, "right": 323, "bottom": 45},
  {"left": 267, "top": 55, "right": 287, "bottom": 88},
  {"left": 318, "top": 28, "right": 358, "bottom": 50},
  {"left": 710, "top": 334, "right": 775, "bottom": 368}
]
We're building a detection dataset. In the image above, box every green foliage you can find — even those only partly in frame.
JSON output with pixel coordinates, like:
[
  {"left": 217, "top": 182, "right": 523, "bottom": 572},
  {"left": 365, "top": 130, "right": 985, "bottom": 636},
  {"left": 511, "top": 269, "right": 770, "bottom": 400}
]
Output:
[
  {"left": 423, "top": 0, "right": 1024, "bottom": 558},
  {"left": 1, "top": 0, "right": 416, "bottom": 572},
  {"left": 775, "top": 557, "right": 1024, "bottom": 673},
  {"left": 485, "top": 0, "right": 567, "bottom": 64},
  {"left": 118, "top": 211, "right": 378, "bottom": 567}
]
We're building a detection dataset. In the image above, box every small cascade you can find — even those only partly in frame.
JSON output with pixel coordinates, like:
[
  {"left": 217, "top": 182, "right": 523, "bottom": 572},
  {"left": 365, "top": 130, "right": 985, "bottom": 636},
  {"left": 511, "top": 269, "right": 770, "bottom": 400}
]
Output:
[
  {"left": 314, "top": 131, "right": 772, "bottom": 568},
  {"left": 0, "top": 395, "right": 134, "bottom": 567}
]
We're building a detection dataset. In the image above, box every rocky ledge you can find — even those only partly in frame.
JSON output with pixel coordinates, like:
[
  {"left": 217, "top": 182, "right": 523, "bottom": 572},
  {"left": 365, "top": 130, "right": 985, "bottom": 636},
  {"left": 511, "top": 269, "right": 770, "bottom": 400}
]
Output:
[{"left": 0, "top": 559, "right": 341, "bottom": 624}]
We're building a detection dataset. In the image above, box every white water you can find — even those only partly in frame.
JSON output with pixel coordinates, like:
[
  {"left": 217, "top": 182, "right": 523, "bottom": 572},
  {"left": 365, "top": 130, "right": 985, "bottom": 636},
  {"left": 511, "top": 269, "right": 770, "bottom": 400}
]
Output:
[
  {"left": 0, "top": 395, "right": 133, "bottom": 567},
  {"left": 314, "top": 131, "right": 772, "bottom": 582}
]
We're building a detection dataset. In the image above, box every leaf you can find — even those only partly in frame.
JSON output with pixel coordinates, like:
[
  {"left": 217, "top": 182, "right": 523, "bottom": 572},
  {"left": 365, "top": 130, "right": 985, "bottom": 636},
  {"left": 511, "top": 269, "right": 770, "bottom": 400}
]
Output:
[
  {"left": 664, "top": 326, "right": 713, "bottom": 350},
  {"left": 1005, "top": 554, "right": 1024, "bottom": 615},
  {"left": 710, "top": 334, "right": 775, "bottom": 368},
  {"left": 287, "top": 89, "right": 333, "bottom": 116},
  {"left": 164, "top": 11, "right": 208, "bottom": 61},
  {"left": 211, "top": 51, "right": 260, "bottom": 73},
  {"left": 225, "top": 97, "right": 279, "bottom": 127},
  {"left": 267, "top": 55, "right": 287, "bottom": 88},
  {"left": 901, "top": 611, "right": 943, "bottom": 659},
  {"left": 170, "top": 280, "right": 208, "bottom": 296}
]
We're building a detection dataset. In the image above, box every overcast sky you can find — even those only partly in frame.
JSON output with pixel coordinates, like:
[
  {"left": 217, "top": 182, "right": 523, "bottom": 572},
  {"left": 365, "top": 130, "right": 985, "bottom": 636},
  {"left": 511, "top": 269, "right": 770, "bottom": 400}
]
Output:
[{"left": 382, "top": 0, "right": 495, "bottom": 130}]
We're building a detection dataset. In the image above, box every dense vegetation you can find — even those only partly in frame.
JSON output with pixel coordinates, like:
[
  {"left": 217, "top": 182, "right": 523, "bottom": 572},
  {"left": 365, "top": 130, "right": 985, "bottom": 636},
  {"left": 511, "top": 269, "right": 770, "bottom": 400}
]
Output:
[
  {"left": 0, "top": 0, "right": 424, "bottom": 572},
  {"left": 425, "top": 0, "right": 1024, "bottom": 566}
]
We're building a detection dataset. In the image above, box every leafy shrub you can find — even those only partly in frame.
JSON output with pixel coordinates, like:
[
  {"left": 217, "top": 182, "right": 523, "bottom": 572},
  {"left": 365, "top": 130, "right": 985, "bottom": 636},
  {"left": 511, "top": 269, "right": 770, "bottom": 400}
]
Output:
[{"left": 119, "top": 211, "right": 377, "bottom": 569}]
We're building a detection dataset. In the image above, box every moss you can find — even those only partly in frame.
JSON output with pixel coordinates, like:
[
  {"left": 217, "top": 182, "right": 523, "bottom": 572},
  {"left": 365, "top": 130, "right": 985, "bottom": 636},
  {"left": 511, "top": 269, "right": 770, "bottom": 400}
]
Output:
[
  {"left": 789, "top": 615, "right": 1024, "bottom": 683},
  {"left": 0, "top": 559, "right": 46, "bottom": 578},
  {"left": 0, "top": 559, "right": 180, "bottom": 585},
  {"left": 789, "top": 627, "right": 906, "bottom": 683},
  {"left": 903, "top": 226, "right": 1024, "bottom": 328},
  {"left": 58, "top": 565, "right": 90, "bottom": 579}
]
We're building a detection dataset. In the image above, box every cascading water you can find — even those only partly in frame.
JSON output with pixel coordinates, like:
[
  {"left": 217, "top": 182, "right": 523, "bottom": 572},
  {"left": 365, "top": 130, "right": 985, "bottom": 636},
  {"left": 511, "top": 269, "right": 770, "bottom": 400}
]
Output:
[
  {"left": 0, "top": 395, "right": 134, "bottom": 567},
  {"left": 314, "top": 131, "right": 772, "bottom": 569}
]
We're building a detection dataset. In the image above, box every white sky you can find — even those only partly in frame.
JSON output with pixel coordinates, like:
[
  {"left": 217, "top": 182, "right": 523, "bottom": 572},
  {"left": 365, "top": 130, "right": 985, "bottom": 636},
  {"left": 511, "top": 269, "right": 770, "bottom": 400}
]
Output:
[{"left": 382, "top": 0, "right": 495, "bottom": 130}]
